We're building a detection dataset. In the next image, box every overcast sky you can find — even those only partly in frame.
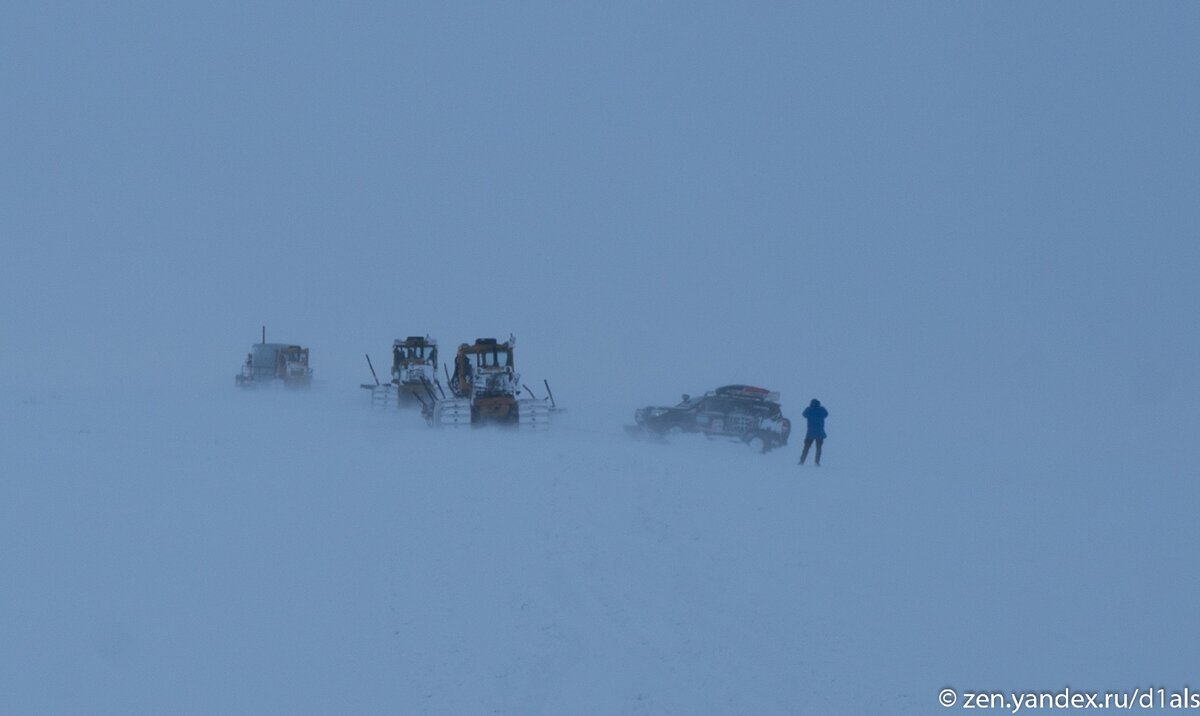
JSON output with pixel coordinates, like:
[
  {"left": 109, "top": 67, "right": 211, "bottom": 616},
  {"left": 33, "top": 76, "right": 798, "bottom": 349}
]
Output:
[{"left": 3, "top": 2, "right": 1197, "bottom": 469}]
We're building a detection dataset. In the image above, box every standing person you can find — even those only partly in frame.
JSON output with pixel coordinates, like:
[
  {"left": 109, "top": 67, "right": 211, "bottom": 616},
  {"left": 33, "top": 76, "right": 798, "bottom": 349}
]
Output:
[{"left": 799, "top": 398, "right": 828, "bottom": 466}]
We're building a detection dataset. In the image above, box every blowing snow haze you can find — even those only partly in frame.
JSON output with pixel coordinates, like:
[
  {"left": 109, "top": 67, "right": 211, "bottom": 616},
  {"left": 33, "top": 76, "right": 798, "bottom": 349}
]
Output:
[{"left": 2, "top": 3, "right": 1199, "bottom": 714}]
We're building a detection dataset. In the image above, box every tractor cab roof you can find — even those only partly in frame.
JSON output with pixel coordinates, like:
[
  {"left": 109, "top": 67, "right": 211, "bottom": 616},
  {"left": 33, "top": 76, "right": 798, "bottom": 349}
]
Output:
[
  {"left": 461, "top": 336, "right": 514, "bottom": 354},
  {"left": 252, "top": 342, "right": 306, "bottom": 355}
]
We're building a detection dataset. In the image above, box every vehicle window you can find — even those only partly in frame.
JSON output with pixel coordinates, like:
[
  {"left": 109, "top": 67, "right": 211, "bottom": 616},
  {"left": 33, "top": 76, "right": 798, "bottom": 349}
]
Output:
[{"left": 476, "top": 350, "right": 510, "bottom": 367}]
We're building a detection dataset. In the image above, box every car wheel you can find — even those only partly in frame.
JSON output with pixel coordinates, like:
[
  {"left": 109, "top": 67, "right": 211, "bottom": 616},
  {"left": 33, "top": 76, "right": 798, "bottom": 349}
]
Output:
[
  {"left": 667, "top": 425, "right": 684, "bottom": 436},
  {"left": 746, "top": 434, "right": 768, "bottom": 454}
]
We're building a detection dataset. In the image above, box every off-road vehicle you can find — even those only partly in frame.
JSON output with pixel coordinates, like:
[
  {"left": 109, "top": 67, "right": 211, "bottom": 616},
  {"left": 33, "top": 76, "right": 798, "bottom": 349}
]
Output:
[{"left": 633, "top": 385, "right": 790, "bottom": 452}]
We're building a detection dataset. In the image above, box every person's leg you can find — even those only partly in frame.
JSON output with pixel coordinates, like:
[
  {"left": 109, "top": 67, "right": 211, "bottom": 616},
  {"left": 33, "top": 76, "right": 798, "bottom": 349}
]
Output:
[
  {"left": 814, "top": 438, "right": 823, "bottom": 466},
  {"left": 799, "top": 437, "right": 813, "bottom": 464}
]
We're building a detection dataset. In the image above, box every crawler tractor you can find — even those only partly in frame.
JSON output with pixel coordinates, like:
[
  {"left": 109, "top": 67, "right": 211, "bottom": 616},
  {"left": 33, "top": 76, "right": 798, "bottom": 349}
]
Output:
[
  {"left": 235, "top": 328, "right": 312, "bottom": 388},
  {"left": 361, "top": 336, "right": 440, "bottom": 408},
  {"left": 429, "top": 336, "right": 555, "bottom": 428}
]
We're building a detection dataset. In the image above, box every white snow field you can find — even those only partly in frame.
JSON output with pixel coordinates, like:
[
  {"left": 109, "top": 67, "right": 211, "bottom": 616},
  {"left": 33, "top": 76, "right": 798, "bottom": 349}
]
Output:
[
  {"left": 4, "top": 2, "right": 1200, "bottom": 713},
  {"left": 2, "top": 368, "right": 1199, "bottom": 714}
]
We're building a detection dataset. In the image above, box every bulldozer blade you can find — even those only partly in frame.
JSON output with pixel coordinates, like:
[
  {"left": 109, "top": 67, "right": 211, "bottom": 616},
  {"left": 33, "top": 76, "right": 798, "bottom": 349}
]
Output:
[
  {"left": 434, "top": 398, "right": 472, "bottom": 427},
  {"left": 518, "top": 398, "right": 552, "bottom": 429},
  {"left": 366, "top": 384, "right": 395, "bottom": 408}
]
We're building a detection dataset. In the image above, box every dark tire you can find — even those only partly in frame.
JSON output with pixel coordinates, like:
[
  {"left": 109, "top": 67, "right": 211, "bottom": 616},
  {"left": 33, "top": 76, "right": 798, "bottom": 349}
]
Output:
[{"left": 745, "top": 433, "right": 769, "bottom": 454}]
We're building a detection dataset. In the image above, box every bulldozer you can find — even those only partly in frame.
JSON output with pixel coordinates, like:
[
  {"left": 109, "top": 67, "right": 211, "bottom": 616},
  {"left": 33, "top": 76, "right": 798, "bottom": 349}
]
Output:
[
  {"left": 427, "top": 335, "right": 555, "bottom": 428},
  {"left": 361, "top": 335, "right": 440, "bottom": 408},
  {"left": 235, "top": 327, "right": 312, "bottom": 388}
]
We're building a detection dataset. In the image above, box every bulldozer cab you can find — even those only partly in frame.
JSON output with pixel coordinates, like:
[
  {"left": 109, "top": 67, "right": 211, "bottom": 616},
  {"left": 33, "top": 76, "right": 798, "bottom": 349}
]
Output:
[
  {"left": 470, "top": 343, "right": 512, "bottom": 368},
  {"left": 389, "top": 335, "right": 439, "bottom": 389},
  {"left": 449, "top": 337, "right": 516, "bottom": 399},
  {"left": 392, "top": 336, "right": 438, "bottom": 370}
]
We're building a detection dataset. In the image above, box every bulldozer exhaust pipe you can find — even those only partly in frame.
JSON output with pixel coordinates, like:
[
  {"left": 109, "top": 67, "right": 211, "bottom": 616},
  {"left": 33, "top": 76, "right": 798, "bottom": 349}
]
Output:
[{"left": 544, "top": 379, "right": 557, "bottom": 410}]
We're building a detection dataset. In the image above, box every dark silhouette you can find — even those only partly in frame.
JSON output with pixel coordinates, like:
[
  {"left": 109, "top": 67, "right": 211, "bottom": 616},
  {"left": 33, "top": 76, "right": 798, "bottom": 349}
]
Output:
[{"left": 799, "top": 399, "right": 828, "bottom": 466}]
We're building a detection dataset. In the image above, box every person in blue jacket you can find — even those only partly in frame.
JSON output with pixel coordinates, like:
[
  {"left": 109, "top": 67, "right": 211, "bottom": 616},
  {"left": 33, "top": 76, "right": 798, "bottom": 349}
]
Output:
[{"left": 798, "top": 398, "right": 828, "bottom": 466}]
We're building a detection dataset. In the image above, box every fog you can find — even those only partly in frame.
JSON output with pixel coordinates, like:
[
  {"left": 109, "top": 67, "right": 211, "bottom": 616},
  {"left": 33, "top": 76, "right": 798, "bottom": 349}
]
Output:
[{"left": 2, "top": 3, "right": 1199, "bottom": 713}]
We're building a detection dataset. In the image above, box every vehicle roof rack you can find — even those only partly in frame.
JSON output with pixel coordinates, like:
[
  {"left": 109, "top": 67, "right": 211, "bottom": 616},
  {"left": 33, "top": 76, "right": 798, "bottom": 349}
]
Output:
[{"left": 714, "top": 385, "right": 780, "bottom": 402}]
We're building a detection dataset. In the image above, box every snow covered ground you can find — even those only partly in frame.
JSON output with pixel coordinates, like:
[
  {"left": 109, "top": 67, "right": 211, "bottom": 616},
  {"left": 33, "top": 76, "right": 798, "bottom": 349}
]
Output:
[{"left": 2, "top": 370, "right": 1198, "bottom": 714}]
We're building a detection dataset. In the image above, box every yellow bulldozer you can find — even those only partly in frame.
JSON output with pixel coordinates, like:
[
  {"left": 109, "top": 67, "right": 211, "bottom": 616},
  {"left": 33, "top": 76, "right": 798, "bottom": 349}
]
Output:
[
  {"left": 429, "top": 336, "right": 556, "bottom": 428},
  {"left": 361, "top": 335, "right": 440, "bottom": 408}
]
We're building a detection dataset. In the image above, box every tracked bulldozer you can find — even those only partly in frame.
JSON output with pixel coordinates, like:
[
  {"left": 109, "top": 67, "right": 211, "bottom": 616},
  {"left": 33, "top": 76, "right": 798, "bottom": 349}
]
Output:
[
  {"left": 235, "top": 327, "right": 312, "bottom": 388},
  {"left": 361, "top": 335, "right": 440, "bottom": 408},
  {"left": 427, "top": 336, "right": 556, "bottom": 428}
]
